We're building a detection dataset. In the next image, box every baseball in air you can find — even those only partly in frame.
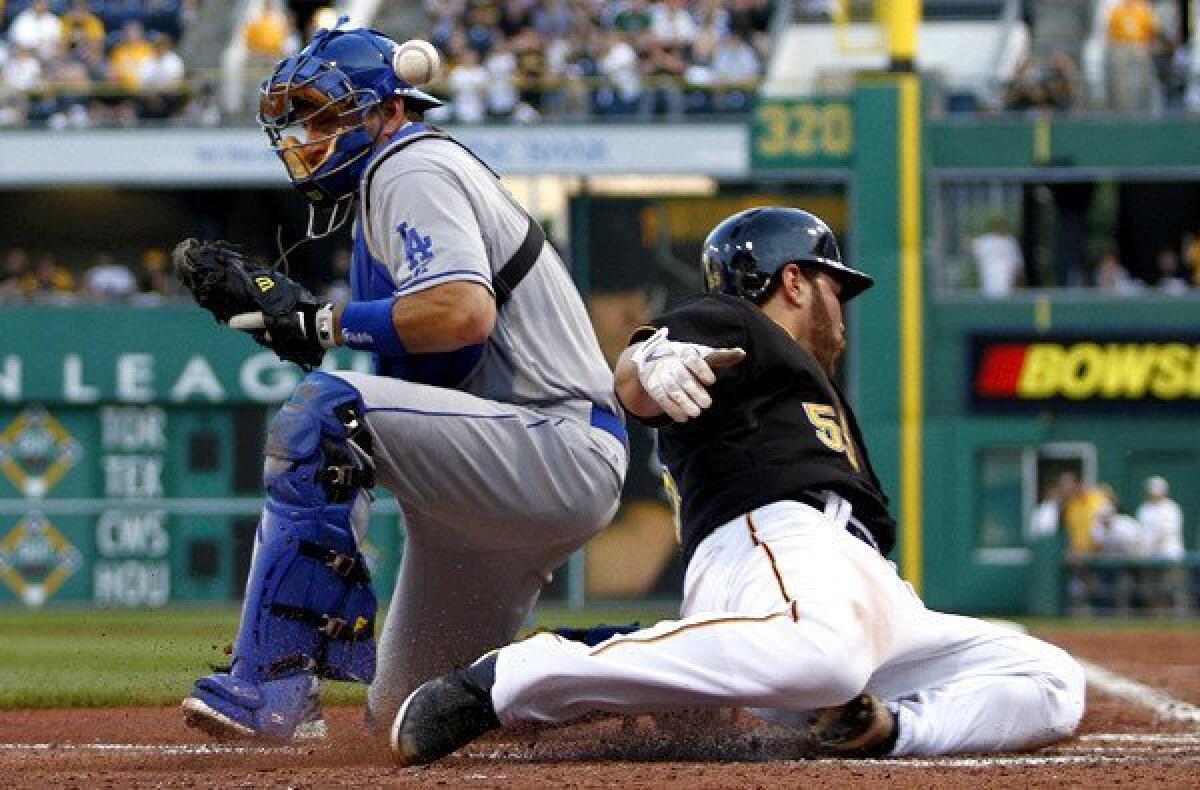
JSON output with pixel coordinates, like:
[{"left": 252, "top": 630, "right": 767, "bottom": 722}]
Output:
[{"left": 393, "top": 40, "right": 440, "bottom": 86}]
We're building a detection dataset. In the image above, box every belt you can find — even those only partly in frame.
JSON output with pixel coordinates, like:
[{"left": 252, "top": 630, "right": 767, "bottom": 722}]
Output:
[
  {"left": 796, "top": 490, "right": 881, "bottom": 554},
  {"left": 589, "top": 404, "right": 628, "bottom": 447}
]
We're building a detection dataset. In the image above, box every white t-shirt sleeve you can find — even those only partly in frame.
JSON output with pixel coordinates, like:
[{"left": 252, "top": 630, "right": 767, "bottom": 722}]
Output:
[{"left": 368, "top": 164, "right": 494, "bottom": 298}]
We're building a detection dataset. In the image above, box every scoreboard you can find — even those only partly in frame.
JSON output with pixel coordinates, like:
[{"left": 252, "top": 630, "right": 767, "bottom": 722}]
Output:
[{"left": 0, "top": 307, "right": 404, "bottom": 607}]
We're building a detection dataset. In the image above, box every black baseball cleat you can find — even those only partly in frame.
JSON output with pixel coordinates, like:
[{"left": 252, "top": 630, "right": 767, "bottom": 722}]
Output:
[
  {"left": 810, "top": 693, "right": 898, "bottom": 757},
  {"left": 390, "top": 652, "right": 500, "bottom": 766}
]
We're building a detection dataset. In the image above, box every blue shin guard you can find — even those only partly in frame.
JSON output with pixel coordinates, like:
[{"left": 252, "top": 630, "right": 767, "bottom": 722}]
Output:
[{"left": 185, "top": 374, "right": 377, "bottom": 738}]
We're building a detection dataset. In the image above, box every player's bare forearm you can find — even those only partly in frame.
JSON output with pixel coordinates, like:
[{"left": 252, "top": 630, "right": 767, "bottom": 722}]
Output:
[
  {"left": 615, "top": 344, "right": 665, "bottom": 419},
  {"left": 333, "top": 280, "right": 495, "bottom": 352}
]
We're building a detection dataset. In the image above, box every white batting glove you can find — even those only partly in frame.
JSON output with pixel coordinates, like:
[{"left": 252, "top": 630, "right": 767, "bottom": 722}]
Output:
[{"left": 630, "top": 327, "right": 746, "bottom": 423}]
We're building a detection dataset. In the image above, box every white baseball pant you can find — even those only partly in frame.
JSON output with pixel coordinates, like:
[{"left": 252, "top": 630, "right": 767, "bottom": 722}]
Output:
[{"left": 492, "top": 498, "right": 1086, "bottom": 756}]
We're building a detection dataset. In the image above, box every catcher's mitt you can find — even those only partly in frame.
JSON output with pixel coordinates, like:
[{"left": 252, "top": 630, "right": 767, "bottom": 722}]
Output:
[{"left": 173, "top": 238, "right": 328, "bottom": 370}]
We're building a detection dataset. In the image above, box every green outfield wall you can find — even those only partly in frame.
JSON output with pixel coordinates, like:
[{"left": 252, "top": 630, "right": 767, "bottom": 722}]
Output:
[
  {"left": 753, "top": 87, "right": 1200, "bottom": 614},
  {"left": 0, "top": 307, "right": 404, "bottom": 608}
]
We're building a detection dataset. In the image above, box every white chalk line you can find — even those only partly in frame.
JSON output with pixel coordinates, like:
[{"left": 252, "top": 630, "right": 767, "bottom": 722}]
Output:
[
  {"left": 1081, "top": 733, "right": 1200, "bottom": 744},
  {"left": 1079, "top": 658, "right": 1200, "bottom": 724},
  {"left": 826, "top": 753, "right": 1200, "bottom": 768},
  {"left": 1, "top": 735, "right": 1199, "bottom": 768},
  {"left": 0, "top": 743, "right": 306, "bottom": 756}
]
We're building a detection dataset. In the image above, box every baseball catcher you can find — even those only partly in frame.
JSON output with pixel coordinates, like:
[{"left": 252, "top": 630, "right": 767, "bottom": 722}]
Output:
[
  {"left": 390, "top": 207, "right": 1085, "bottom": 764},
  {"left": 179, "top": 21, "right": 627, "bottom": 740}
]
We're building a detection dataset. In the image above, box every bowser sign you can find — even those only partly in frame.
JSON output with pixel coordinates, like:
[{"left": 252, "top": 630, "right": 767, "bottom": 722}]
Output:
[{"left": 969, "top": 333, "right": 1200, "bottom": 411}]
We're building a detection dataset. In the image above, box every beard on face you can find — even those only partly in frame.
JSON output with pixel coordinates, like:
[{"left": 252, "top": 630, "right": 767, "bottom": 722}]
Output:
[{"left": 803, "top": 270, "right": 844, "bottom": 376}]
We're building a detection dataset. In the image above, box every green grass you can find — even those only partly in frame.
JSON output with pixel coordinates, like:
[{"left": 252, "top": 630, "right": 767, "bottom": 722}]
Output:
[
  {"left": 0, "top": 604, "right": 677, "bottom": 709},
  {"left": 11, "top": 606, "right": 1191, "bottom": 709}
]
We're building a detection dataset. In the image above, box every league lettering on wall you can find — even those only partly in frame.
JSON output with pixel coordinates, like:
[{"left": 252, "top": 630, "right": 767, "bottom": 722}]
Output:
[
  {"left": 0, "top": 309, "right": 406, "bottom": 608},
  {"left": 969, "top": 333, "right": 1200, "bottom": 411}
]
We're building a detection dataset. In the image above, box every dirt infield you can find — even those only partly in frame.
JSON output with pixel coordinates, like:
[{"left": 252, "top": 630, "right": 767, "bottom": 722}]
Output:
[{"left": 3, "top": 629, "right": 1198, "bottom": 788}]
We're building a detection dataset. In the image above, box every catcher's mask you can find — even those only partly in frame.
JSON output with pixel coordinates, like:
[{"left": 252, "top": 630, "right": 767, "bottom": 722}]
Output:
[
  {"left": 258, "top": 22, "right": 442, "bottom": 225},
  {"left": 701, "top": 207, "right": 873, "bottom": 304}
]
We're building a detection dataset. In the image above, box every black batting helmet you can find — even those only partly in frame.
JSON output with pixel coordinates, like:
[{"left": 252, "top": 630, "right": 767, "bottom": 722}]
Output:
[{"left": 701, "top": 207, "right": 873, "bottom": 304}]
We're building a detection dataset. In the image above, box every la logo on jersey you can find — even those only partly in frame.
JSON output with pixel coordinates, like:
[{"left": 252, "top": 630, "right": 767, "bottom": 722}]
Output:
[{"left": 396, "top": 222, "right": 434, "bottom": 279}]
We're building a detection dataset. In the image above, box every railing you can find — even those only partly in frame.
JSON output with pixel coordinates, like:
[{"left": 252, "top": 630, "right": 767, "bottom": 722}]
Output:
[{"left": 3, "top": 70, "right": 769, "bottom": 128}]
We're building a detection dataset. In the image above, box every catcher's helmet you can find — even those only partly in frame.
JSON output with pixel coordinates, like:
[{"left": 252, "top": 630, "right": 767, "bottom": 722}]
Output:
[
  {"left": 258, "top": 23, "right": 443, "bottom": 208},
  {"left": 701, "top": 207, "right": 873, "bottom": 303}
]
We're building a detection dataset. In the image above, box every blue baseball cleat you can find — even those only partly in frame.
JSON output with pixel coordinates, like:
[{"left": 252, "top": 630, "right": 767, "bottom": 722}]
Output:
[{"left": 182, "top": 673, "right": 326, "bottom": 740}]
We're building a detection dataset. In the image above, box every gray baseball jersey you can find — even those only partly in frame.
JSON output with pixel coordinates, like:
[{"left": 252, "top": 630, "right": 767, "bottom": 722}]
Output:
[
  {"left": 335, "top": 125, "right": 628, "bottom": 721},
  {"left": 358, "top": 124, "right": 619, "bottom": 423}
]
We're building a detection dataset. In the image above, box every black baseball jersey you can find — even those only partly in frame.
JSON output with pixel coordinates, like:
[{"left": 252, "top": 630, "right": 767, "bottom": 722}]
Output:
[{"left": 628, "top": 294, "right": 896, "bottom": 563}]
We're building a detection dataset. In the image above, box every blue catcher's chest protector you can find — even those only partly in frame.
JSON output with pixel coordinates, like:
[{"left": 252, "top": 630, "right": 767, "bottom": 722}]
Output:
[
  {"left": 351, "top": 122, "right": 485, "bottom": 385},
  {"left": 231, "top": 372, "right": 378, "bottom": 684}
]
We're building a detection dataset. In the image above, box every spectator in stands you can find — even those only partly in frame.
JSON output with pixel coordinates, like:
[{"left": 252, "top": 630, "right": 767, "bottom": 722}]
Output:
[
  {"left": 44, "top": 52, "right": 91, "bottom": 129},
  {"left": 60, "top": 0, "right": 106, "bottom": 50},
  {"left": 8, "top": 0, "right": 62, "bottom": 61},
  {"left": 652, "top": 0, "right": 698, "bottom": 46},
  {"left": 307, "top": 6, "right": 342, "bottom": 39},
  {"left": 710, "top": 33, "right": 760, "bottom": 113},
  {"left": 448, "top": 46, "right": 489, "bottom": 124},
  {"left": 176, "top": 80, "right": 222, "bottom": 127},
  {"left": 1027, "top": 477, "right": 1065, "bottom": 542},
  {"left": 110, "top": 20, "right": 156, "bottom": 92},
  {"left": 484, "top": 37, "right": 519, "bottom": 119},
  {"left": 2, "top": 45, "right": 42, "bottom": 97},
  {"left": 1090, "top": 499, "right": 1146, "bottom": 615},
  {"left": 642, "top": 39, "right": 687, "bottom": 117},
  {"left": 1002, "top": 56, "right": 1049, "bottom": 113},
  {"left": 512, "top": 28, "right": 547, "bottom": 112},
  {"left": 83, "top": 252, "right": 138, "bottom": 301},
  {"left": 1154, "top": 247, "right": 1190, "bottom": 293},
  {"left": 1105, "top": 0, "right": 1160, "bottom": 113},
  {"left": 31, "top": 252, "right": 75, "bottom": 300},
  {"left": 1041, "top": 50, "right": 1085, "bottom": 112},
  {"left": 1094, "top": 250, "right": 1143, "bottom": 294},
  {"left": 0, "top": 247, "right": 36, "bottom": 300},
  {"left": 1135, "top": 476, "right": 1189, "bottom": 615},
  {"left": 1003, "top": 53, "right": 1082, "bottom": 114},
  {"left": 131, "top": 247, "right": 172, "bottom": 305},
  {"left": 1151, "top": 29, "right": 1187, "bottom": 111},
  {"left": 970, "top": 216, "right": 1024, "bottom": 297},
  {"left": 497, "top": 0, "right": 534, "bottom": 38},
  {"left": 244, "top": 0, "right": 296, "bottom": 59},
  {"left": 1185, "top": 227, "right": 1200, "bottom": 284},
  {"left": 796, "top": 0, "right": 834, "bottom": 22},
  {"left": 464, "top": 3, "right": 500, "bottom": 56},
  {"left": 729, "top": 0, "right": 773, "bottom": 57},
  {"left": 695, "top": 0, "right": 732, "bottom": 40},
  {"left": 72, "top": 36, "right": 128, "bottom": 126},
  {"left": 1061, "top": 472, "right": 1110, "bottom": 560},
  {"left": 1091, "top": 500, "right": 1144, "bottom": 557},
  {"left": 613, "top": 0, "right": 653, "bottom": 35},
  {"left": 137, "top": 34, "right": 186, "bottom": 119},
  {"left": 534, "top": 0, "right": 574, "bottom": 38},
  {"left": 1060, "top": 471, "right": 1111, "bottom": 614},
  {"left": 597, "top": 30, "right": 642, "bottom": 115}
]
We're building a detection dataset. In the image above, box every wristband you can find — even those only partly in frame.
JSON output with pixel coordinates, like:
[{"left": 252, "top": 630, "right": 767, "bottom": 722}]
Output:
[
  {"left": 314, "top": 303, "right": 337, "bottom": 348},
  {"left": 339, "top": 297, "right": 408, "bottom": 357}
]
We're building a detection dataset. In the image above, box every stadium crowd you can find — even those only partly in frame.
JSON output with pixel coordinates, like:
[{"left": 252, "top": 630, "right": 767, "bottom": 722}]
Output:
[
  {"left": 0, "top": 245, "right": 174, "bottom": 304},
  {"left": 1031, "top": 471, "right": 1192, "bottom": 617},
  {"left": 420, "top": 0, "right": 774, "bottom": 123},
  {"left": 968, "top": 217, "right": 1200, "bottom": 297},
  {"left": 0, "top": 0, "right": 198, "bottom": 127},
  {"left": 995, "top": 0, "right": 1196, "bottom": 117}
]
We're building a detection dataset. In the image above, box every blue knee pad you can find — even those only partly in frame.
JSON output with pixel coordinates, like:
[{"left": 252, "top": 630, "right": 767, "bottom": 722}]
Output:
[{"left": 231, "top": 372, "right": 378, "bottom": 684}]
